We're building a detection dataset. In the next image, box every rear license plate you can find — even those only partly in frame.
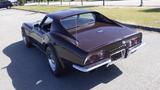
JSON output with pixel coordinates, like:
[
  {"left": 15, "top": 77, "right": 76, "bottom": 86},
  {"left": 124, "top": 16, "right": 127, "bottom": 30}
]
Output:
[{"left": 110, "top": 49, "right": 125, "bottom": 61}]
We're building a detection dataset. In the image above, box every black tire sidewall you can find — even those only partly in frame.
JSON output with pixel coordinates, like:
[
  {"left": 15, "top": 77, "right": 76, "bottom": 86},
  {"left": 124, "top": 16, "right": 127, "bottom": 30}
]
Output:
[
  {"left": 46, "top": 46, "right": 62, "bottom": 76},
  {"left": 22, "top": 31, "right": 32, "bottom": 48},
  {"left": 8, "top": 6, "right": 11, "bottom": 9}
]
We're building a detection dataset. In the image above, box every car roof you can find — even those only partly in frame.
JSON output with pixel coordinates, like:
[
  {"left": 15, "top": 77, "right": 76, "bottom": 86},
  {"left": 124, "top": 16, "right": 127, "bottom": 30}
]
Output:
[{"left": 47, "top": 9, "right": 96, "bottom": 20}]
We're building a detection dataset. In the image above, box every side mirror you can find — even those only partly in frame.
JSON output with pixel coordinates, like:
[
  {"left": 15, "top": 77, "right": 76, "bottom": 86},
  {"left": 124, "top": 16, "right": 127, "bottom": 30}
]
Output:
[{"left": 34, "top": 24, "right": 40, "bottom": 28}]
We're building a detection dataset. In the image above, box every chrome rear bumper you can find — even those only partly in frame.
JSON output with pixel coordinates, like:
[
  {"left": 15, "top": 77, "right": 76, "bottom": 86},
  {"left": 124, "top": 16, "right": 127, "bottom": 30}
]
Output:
[
  {"left": 73, "top": 59, "right": 112, "bottom": 72},
  {"left": 73, "top": 42, "right": 145, "bottom": 72},
  {"left": 127, "top": 42, "right": 145, "bottom": 55}
]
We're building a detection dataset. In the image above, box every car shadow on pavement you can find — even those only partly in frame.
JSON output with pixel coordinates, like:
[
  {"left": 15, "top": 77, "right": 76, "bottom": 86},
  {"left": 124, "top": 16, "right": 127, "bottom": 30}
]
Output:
[{"left": 3, "top": 41, "right": 122, "bottom": 90}]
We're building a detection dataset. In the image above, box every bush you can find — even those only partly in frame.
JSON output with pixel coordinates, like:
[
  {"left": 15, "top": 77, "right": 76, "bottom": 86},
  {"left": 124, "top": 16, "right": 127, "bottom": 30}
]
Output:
[{"left": 17, "top": 0, "right": 26, "bottom": 5}]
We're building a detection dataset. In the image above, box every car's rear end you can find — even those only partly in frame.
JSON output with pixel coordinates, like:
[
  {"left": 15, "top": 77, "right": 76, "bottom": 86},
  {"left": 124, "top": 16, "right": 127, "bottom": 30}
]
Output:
[
  {"left": 72, "top": 28, "right": 144, "bottom": 72},
  {"left": 58, "top": 10, "right": 145, "bottom": 72},
  {"left": 5, "top": 1, "right": 13, "bottom": 8}
]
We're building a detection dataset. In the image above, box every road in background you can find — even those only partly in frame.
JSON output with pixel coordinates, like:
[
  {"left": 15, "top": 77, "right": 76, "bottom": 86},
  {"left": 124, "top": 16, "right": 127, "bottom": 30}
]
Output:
[
  {"left": 0, "top": 9, "right": 160, "bottom": 90},
  {"left": 25, "top": 0, "right": 160, "bottom": 7}
]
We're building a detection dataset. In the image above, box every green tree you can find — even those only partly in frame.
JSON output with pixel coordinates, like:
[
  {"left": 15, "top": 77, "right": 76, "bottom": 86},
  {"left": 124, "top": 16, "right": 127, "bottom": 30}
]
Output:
[{"left": 17, "top": 0, "right": 26, "bottom": 5}]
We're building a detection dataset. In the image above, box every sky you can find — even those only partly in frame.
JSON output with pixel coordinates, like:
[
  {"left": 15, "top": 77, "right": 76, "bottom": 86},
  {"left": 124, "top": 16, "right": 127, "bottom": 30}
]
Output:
[{"left": 8, "top": 0, "right": 17, "bottom": 2}]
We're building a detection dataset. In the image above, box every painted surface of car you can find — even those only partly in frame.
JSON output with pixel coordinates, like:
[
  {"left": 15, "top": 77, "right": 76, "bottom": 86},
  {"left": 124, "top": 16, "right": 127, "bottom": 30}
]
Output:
[{"left": 21, "top": 9, "right": 144, "bottom": 76}]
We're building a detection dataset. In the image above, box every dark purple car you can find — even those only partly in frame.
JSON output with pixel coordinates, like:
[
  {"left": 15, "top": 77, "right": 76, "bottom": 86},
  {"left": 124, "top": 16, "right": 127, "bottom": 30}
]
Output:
[
  {"left": 0, "top": 1, "right": 13, "bottom": 9},
  {"left": 21, "top": 9, "right": 145, "bottom": 77}
]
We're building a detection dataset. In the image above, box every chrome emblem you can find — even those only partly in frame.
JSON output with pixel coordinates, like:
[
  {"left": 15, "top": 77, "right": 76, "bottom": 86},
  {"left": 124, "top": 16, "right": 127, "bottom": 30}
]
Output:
[
  {"left": 122, "top": 41, "right": 126, "bottom": 47},
  {"left": 122, "top": 41, "right": 126, "bottom": 45},
  {"left": 97, "top": 30, "right": 104, "bottom": 33}
]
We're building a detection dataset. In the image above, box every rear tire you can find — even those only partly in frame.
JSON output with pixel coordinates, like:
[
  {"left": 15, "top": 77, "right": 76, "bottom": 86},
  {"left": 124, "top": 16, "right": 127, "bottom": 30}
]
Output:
[
  {"left": 46, "top": 46, "right": 63, "bottom": 77},
  {"left": 8, "top": 6, "right": 11, "bottom": 9}
]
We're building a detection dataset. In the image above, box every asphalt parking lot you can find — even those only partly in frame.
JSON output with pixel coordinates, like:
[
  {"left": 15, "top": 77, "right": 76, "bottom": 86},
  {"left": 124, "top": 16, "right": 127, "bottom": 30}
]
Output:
[{"left": 0, "top": 9, "right": 160, "bottom": 90}]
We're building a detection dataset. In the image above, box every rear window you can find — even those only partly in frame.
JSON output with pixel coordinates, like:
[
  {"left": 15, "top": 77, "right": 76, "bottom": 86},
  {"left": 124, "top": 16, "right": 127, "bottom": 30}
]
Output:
[{"left": 60, "top": 13, "right": 95, "bottom": 30}]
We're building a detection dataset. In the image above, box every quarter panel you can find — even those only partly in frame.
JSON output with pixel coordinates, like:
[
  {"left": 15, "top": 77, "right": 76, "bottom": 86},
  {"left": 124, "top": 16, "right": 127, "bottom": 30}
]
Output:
[
  {"left": 54, "top": 45, "right": 84, "bottom": 65},
  {"left": 51, "top": 33, "right": 87, "bottom": 66}
]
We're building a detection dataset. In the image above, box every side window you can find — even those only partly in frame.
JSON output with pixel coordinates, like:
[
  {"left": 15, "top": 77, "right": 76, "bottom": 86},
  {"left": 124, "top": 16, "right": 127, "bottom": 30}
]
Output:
[
  {"left": 60, "top": 15, "right": 78, "bottom": 30},
  {"left": 78, "top": 13, "right": 95, "bottom": 26},
  {"left": 60, "top": 13, "right": 95, "bottom": 30},
  {"left": 41, "top": 17, "right": 53, "bottom": 32}
]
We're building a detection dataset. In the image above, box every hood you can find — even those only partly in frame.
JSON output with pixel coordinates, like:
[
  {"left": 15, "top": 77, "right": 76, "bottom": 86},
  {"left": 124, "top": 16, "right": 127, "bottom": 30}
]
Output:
[{"left": 72, "top": 25, "right": 137, "bottom": 52}]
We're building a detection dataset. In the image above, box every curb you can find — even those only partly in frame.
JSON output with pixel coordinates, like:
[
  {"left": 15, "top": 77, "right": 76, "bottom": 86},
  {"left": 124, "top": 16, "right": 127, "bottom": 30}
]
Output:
[
  {"left": 123, "top": 23, "right": 160, "bottom": 33},
  {"left": 12, "top": 8, "right": 160, "bottom": 33},
  {"left": 12, "top": 8, "right": 48, "bottom": 14}
]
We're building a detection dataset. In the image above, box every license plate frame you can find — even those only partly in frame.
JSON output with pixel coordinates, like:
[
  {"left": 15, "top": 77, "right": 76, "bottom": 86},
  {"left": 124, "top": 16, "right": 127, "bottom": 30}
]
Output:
[{"left": 110, "top": 49, "right": 126, "bottom": 61}]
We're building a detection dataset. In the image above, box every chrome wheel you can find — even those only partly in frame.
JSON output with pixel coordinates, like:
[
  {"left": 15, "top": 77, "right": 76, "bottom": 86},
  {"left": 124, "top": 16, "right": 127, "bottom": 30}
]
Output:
[
  {"left": 46, "top": 46, "right": 63, "bottom": 76},
  {"left": 47, "top": 49, "right": 56, "bottom": 72}
]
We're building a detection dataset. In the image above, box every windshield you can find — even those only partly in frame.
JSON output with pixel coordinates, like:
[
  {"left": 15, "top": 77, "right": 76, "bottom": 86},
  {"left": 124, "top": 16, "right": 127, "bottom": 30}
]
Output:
[{"left": 60, "top": 13, "right": 95, "bottom": 30}]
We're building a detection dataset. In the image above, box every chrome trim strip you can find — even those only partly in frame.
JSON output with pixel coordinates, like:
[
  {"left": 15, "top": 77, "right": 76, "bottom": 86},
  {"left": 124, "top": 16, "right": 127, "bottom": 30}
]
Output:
[
  {"left": 128, "top": 42, "right": 145, "bottom": 55},
  {"left": 73, "top": 59, "right": 111, "bottom": 72}
]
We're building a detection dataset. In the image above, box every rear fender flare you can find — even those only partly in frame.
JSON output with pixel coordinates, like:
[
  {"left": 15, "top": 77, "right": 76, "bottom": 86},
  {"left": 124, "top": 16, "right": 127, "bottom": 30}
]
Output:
[{"left": 47, "top": 43, "right": 65, "bottom": 69}]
